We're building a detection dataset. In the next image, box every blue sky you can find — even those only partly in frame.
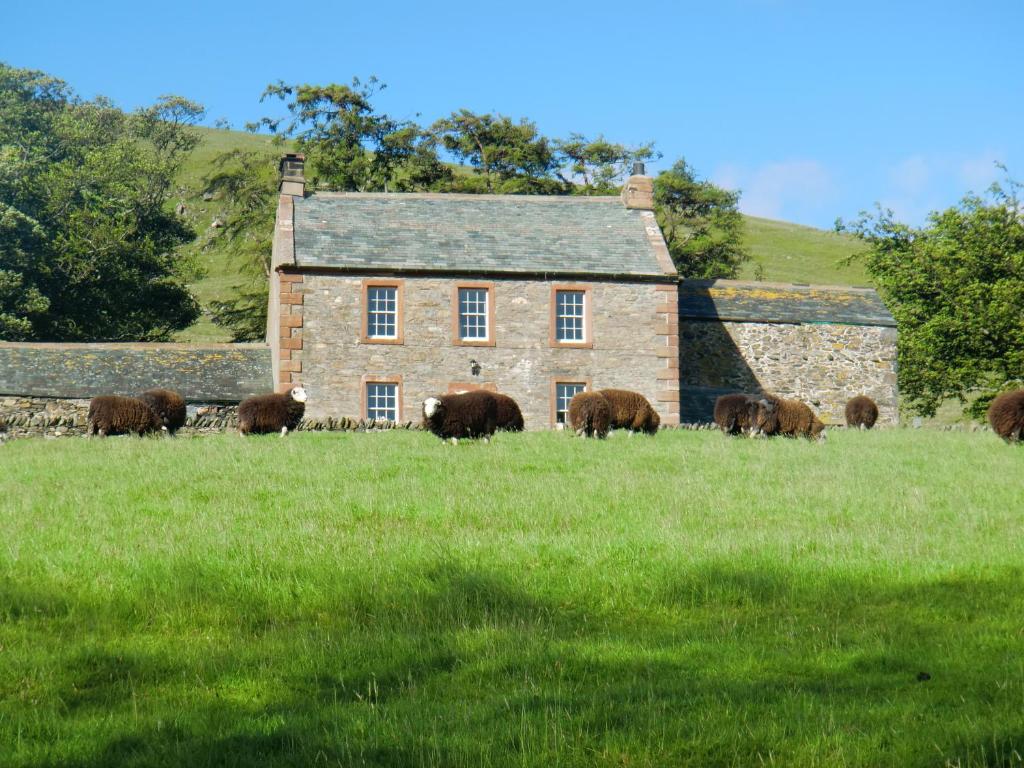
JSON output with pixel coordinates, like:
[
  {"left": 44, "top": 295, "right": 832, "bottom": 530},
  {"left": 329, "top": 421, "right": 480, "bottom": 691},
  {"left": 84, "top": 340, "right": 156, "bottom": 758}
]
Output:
[{"left": 5, "top": 0, "right": 1022, "bottom": 229}]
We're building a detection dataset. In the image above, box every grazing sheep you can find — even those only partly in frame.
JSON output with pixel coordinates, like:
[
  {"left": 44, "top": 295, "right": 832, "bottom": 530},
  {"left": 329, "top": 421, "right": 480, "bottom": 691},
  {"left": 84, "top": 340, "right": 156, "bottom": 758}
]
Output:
[
  {"left": 752, "top": 395, "right": 826, "bottom": 441},
  {"left": 987, "top": 389, "right": 1024, "bottom": 442},
  {"left": 845, "top": 395, "right": 879, "bottom": 430},
  {"left": 568, "top": 391, "right": 611, "bottom": 438},
  {"left": 88, "top": 395, "right": 165, "bottom": 437},
  {"left": 238, "top": 386, "right": 307, "bottom": 436},
  {"left": 713, "top": 393, "right": 762, "bottom": 435},
  {"left": 598, "top": 389, "right": 660, "bottom": 435},
  {"left": 492, "top": 393, "right": 525, "bottom": 432},
  {"left": 139, "top": 388, "right": 187, "bottom": 434},
  {"left": 422, "top": 390, "right": 498, "bottom": 443}
]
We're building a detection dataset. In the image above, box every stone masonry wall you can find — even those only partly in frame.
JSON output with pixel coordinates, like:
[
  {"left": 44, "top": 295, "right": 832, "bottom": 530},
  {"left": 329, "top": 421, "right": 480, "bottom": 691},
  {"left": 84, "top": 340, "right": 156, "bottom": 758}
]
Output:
[
  {"left": 296, "top": 274, "right": 677, "bottom": 429},
  {"left": 679, "top": 320, "right": 899, "bottom": 425}
]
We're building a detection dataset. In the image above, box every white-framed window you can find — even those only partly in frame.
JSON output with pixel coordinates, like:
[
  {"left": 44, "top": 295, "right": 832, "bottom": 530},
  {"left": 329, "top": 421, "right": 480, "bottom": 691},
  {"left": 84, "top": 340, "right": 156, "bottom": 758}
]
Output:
[
  {"left": 458, "top": 288, "right": 489, "bottom": 341},
  {"left": 367, "top": 286, "right": 398, "bottom": 339},
  {"left": 555, "top": 382, "right": 587, "bottom": 424},
  {"left": 555, "top": 290, "right": 586, "bottom": 343},
  {"left": 366, "top": 382, "right": 399, "bottom": 421}
]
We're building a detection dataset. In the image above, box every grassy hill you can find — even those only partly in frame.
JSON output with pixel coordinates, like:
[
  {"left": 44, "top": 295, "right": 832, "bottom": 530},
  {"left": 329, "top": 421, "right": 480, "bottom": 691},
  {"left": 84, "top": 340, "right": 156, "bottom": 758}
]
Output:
[
  {"left": 172, "top": 130, "right": 872, "bottom": 342},
  {"left": 2, "top": 428, "right": 1021, "bottom": 766}
]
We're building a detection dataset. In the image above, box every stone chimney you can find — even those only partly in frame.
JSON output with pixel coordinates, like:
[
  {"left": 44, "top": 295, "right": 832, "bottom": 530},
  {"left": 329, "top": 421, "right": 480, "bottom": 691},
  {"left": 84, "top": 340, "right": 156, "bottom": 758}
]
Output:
[
  {"left": 621, "top": 160, "right": 654, "bottom": 210},
  {"left": 279, "top": 153, "right": 305, "bottom": 197}
]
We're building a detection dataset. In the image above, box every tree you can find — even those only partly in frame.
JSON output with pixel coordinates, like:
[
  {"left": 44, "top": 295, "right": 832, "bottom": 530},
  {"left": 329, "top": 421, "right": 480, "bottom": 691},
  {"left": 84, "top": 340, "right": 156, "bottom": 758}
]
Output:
[
  {"left": 0, "top": 63, "right": 202, "bottom": 341},
  {"left": 431, "top": 110, "right": 563, "bottom": 193},
  {"left": 842, "top": 176, "right": 1024, "bottom": 418},
  {"left": 252, "top": 78, "right": 439, "bottom": 192},
  {"left": 203, "top": 150, "right": 278, "bottom": 342},
  {"left": 653, "top": 159, "right": 749, "bottom": 278},
  {"left": 555, "top": 134, "right": 660, "bottom": 194}
]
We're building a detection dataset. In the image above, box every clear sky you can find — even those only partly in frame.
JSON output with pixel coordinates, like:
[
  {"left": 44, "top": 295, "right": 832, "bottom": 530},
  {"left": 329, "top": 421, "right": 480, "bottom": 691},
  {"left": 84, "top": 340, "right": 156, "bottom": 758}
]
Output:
[{"left": 5, "top": 0, "right": 1022, "bottom": 229}]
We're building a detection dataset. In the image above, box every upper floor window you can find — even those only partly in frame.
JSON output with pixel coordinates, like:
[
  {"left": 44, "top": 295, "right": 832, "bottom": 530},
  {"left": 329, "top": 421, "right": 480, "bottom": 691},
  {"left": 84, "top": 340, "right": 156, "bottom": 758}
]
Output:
[
  {"left": 452, "top": 282, "right": 496, "bottom": 347},
  {"left": 550, "top": 285, "right": 592, "bottom": 348},
  {"left": 361, "top": 280, "right": 404, "bottom": 344}
]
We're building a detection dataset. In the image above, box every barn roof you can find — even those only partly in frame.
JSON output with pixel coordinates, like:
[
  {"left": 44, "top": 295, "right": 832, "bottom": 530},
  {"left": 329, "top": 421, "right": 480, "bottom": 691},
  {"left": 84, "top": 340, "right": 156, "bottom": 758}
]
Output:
[
  {"left": 289, "top": 193, "right": 675, "bottom": 278},
  {"left": 677, "top": 280, "right": 896, "bottom": 327},
  {"left": 0, "top": 343, "right": 272, "bottom": 402}
]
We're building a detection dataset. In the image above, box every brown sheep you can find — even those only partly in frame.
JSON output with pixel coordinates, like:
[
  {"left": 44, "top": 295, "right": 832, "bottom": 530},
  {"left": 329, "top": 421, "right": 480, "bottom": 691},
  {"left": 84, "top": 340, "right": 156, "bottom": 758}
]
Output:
[
  {"left": 987, "top": 389, "right": 1024, "bottom": 442},
  {"left": 422, "top": 390, "right": 498, "bottom": 443},
  {"left": 492, "top": 393, "right": 525, "bottom": 432},
  {"left": 568, "top": 391, "right": 611, "bottom": 438},
  {"left": 752, "top": 395, "right": 826, "bottom": 441},
  {"left": 713, "top": 393, "right": 762, "bottom": 435},
  {"left": 598, "top": 389, "right": 660, "bottom": 435},
  {"left": 88, "top": 395, "right": 165, "bottom": 437},
  {"left": 139, "top": 388, "right": 187, "bottom": 434},
  {"left": 845, "top": 395, "right": 879, "bottom": 430},
  {"left": 238, "top": 386, "right": 307, "bottom": 436}
]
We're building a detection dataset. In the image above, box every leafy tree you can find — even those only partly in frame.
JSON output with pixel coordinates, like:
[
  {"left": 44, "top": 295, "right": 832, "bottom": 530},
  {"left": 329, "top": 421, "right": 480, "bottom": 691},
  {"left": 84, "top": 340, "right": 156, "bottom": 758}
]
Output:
[
  {"left": 431, "top": 110, "right": 563, "bottom": 193},
  {"left": 203, "top": 150, "right": 278, "bottom": 342},
  {"left": 555, "top": 134, "right": 660, "bottom": 194},
  {"left": 653, "top": 159, "right": 749, "bottom": 278},
  {"left": 842, "top": 176, "right": 1024, "bottom": 418},
  {"left": 0, "top": 63, "right": 202, "bottom": 340},
  {"left": 252, "top": 77, "right": 440, "bottom": 192}
]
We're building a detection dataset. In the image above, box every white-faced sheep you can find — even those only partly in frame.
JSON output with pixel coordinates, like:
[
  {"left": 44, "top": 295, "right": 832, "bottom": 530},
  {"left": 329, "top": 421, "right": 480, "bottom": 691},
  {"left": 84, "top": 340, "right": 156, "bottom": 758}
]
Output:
[
  {"left": 752, "top": 395, "right": 826, "bottom": 441},
  {"left": 88, "top": 395, "right": 165, "bottom": 437},
  {"left": 422, "top": 390, "right": 498, "bottom": 443},
  {"left": 987, "top": 389, "right": 1024, "bottom": 442},
  {"left": 598, "top": 389, "right": 660, "bottom": 435},
  {"left": 845, "top": 395, "right": 879, "bottom": 430},
  {"left": 713, "top": 393, "right": 762, "bottom": 435},
  {"left": 139, "top": 388, "right": 187, "bottom": 434},
  {"left": 568, "top": 391, "right": 611, "bottom": 438},
  {"left": 492, "top": 393, "right": 525, "bottom": 432},
  {"left": 238, "top": 386, "right": 307, "bottom": 436}
]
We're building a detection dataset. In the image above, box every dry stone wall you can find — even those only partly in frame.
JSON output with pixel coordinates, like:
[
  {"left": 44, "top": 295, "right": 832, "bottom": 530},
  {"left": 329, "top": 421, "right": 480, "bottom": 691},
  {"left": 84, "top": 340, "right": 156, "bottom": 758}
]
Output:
[{"left": 679, "top": 320, "right": 899, "bottom": 425}]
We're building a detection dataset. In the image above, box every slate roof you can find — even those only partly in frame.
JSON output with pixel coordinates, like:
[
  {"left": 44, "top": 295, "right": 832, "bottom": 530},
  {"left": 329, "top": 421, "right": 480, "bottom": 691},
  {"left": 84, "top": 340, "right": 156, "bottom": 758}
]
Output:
[
  {"left": 678, "top": 280, "right": 896, "bottom": 327},
  {"left": 291, "top": 193, "right": 672, "bottom": 277},
  {"left": 0, "top": 344, "right": 272, "bottom": 401}
]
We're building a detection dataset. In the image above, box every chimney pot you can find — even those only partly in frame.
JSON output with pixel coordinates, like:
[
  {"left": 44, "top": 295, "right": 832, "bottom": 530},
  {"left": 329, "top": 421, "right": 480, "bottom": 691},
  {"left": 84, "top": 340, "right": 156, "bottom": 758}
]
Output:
[
  {"left": 279, "top": 153, "right": 305, "bottom": 197},
  {"left": 632, "top": 161, "right": 646, "bottom": 176}
]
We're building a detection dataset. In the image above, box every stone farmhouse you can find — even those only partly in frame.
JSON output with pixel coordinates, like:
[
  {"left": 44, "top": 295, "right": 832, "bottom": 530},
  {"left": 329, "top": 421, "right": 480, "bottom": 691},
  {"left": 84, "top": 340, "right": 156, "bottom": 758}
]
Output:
[
  {"left": 269, "top": 155, "right": 681, "bottom": 428},
  {"left": 268, "top": 155, "right": 899, "bottom": 429}
]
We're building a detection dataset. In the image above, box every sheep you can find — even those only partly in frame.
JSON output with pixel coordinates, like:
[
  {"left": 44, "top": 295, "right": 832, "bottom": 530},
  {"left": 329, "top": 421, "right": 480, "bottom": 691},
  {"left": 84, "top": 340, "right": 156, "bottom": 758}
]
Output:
[
  {"left": 88, "top": 395, "right": 165, "bottom": 437},
  {"left": 139, "top": 388, "right": 187, "bottom": 434},
  {"left": 568, "top": 391, "right": 611, "bottom": 438},
  {"left": 238, "top": 386, "right": 307, "bottom": 436},
  {"left": 598, "top": 389, "right": 660, "bottom": 435},
  {"left": 987, "top": 389, "right": 1024, "bottom": 442},
  {"left": 713, "top": 393, "right": 763, "bottom": 435},
  {"left": 845, "top": 395, "right": 879, "bottom": 430},
  {"left": 751, "top": 395, "right": 826, "bottom": 441},
  {"left": 422, "top": 390, "right": 498, "bottom": 444},
  {"left": 492, "top": 393, "right": 525, "bottom": 432}
]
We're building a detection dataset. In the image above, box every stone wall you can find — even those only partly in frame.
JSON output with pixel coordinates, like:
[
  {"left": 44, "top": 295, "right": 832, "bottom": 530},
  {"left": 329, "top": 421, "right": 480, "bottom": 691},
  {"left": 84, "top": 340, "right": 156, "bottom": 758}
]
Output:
[
  {"left": 296, "top": 274, "right": 678, "bottom": 429},
  {"left": 678, "top": 320, "right": 899, "bottom": 425},
  {"left": 0, "top": 397, "right": 423, "bottom": 442}
]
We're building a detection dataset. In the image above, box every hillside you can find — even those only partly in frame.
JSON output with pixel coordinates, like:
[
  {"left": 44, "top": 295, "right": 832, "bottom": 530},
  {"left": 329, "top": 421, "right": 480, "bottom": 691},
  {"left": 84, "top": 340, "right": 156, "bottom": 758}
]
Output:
[{"left": 172, "top": 129, "right": 872, "bottom": 342}]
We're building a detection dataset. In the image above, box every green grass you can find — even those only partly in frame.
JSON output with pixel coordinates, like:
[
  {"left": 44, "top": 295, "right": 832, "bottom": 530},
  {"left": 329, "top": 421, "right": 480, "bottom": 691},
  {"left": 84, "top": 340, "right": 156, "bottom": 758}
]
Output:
[
  {"left": 739, "top": 215, "right": 871, "bottom": 286},
  {"left": 2, "top": 429, "right": 1022, "bottom": 767}
]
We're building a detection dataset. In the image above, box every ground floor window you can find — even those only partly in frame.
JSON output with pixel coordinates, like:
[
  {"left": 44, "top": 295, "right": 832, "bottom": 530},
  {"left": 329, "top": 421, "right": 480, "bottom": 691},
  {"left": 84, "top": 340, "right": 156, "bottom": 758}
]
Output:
[
  {"left": 365, "top": 381, "right": 400, "bottom": 421},
  {"left": 553, "top": 381, "right": 588, "bottom": 425}
]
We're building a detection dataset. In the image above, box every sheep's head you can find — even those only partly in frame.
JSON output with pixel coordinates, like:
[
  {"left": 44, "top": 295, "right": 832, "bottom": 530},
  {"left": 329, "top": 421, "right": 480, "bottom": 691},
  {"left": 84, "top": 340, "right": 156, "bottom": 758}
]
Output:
[
  {"left": 290, "top": 386, "right": 308, "bottom": 403},
  {"left": 748, "top": 398, "right": 778, "bottom": 435},
  {"left": 422, "top": 396, "right": 444, "bottom": 420}
]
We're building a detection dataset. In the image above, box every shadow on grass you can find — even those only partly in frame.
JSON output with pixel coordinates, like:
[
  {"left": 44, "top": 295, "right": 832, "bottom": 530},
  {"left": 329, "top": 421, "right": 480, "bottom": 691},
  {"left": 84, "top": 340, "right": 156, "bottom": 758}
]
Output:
[{"left": 3, "top": 562, "right": 1024, "bottom": 767}]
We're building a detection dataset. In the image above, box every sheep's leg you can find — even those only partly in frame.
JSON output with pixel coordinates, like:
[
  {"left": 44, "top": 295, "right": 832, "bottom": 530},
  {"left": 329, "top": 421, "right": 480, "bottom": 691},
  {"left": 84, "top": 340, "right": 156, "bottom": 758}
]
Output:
[
  {"left": 280, "top": 426, "right": 289, "bottom": 438},
  {"left": 450, "top": 437, "right": 458, "bottom": 446},
  {"left": 482, "top": 435, "right": 490, "bottom": 444}
]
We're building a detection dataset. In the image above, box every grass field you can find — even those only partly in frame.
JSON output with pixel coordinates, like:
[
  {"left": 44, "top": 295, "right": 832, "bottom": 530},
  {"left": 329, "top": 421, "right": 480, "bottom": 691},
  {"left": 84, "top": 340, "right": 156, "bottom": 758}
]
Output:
[
  {"left": 171, "top": 130, "right": 873, "bottom": 344},
  {"left": 2, "top": 429, "right": 1022, "bottom": 767}
]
